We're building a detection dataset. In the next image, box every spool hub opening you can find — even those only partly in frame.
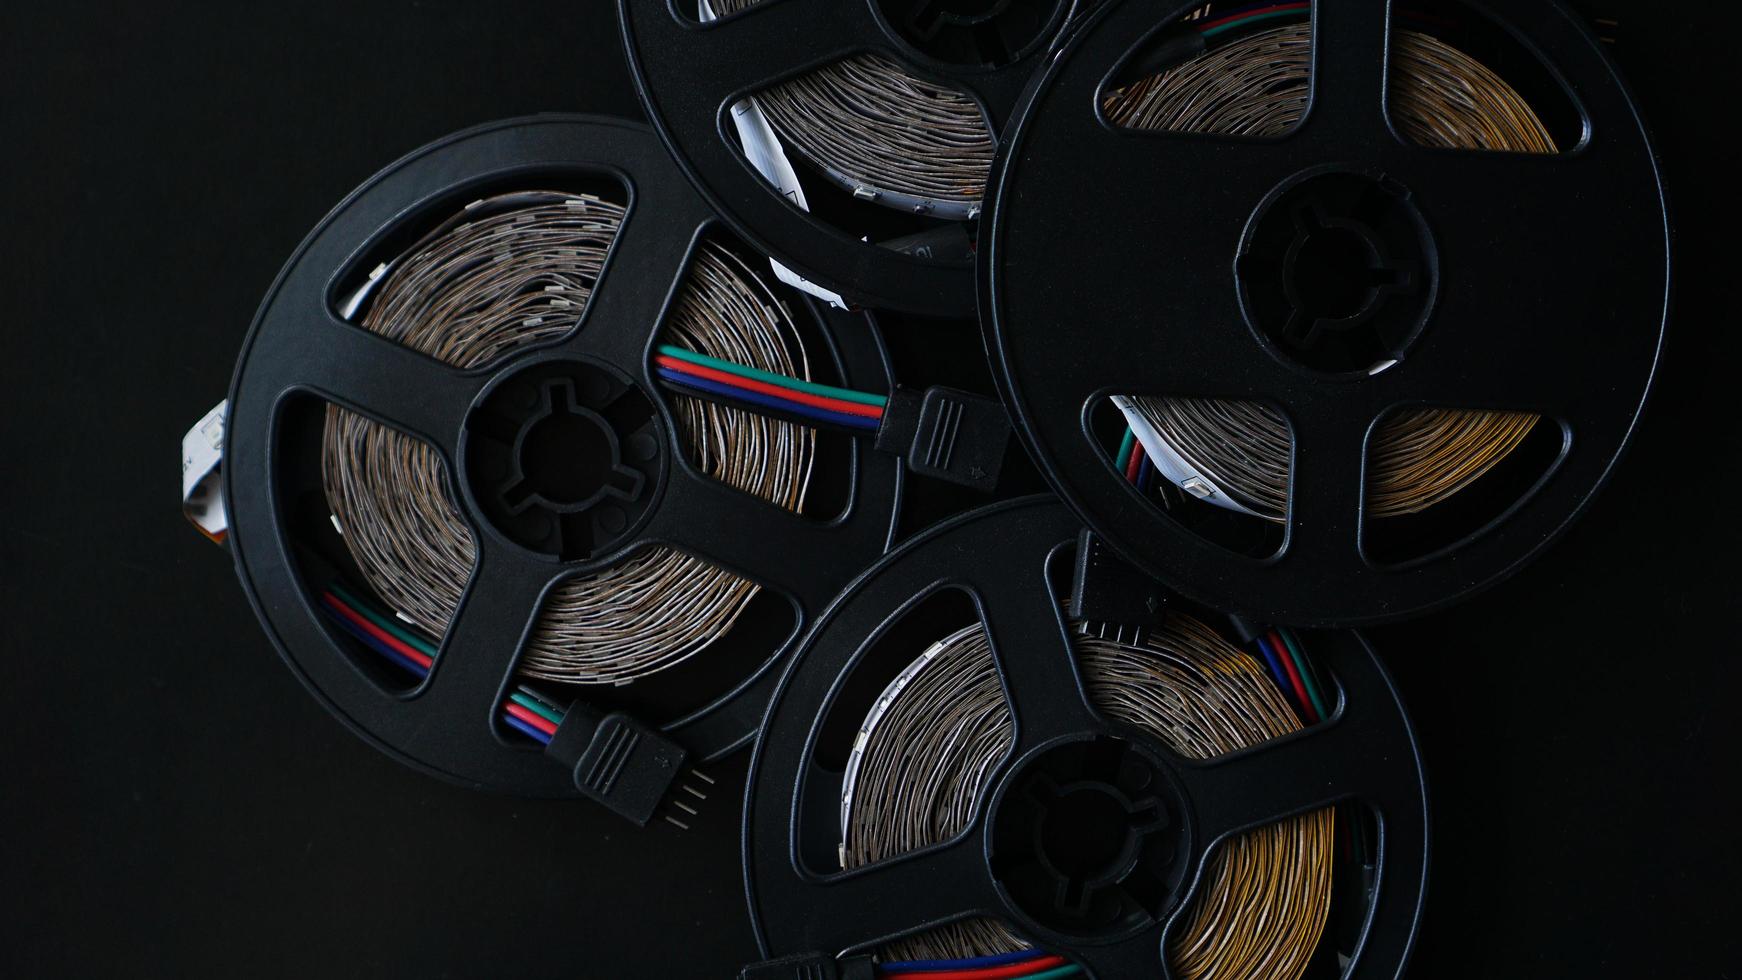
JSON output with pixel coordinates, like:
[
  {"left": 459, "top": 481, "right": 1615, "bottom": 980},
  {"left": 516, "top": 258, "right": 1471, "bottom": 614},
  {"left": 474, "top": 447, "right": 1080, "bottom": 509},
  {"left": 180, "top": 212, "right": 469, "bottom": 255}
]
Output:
[
  {"left": 464, "top": 359, "right": 662, "bottom": 560},
  {"left": 990, "top": 736, "right": 1188, "bottom": 938},
  {"left": 1238, "top": 171, "right": 1436, "bottom": 376}
]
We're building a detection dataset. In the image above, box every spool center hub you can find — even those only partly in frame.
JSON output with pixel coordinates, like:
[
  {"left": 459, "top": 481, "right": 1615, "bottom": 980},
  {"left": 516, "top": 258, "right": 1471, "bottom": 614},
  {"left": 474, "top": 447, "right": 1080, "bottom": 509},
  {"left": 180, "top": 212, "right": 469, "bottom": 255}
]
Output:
[
  {"left": 463, "top": 359, "right": 662, "bottom": 561},
  {"left": 990, "top": 736, "right": 1189, "bottom": 938},
  {"left": 1238, "top": 171, "right": 1437, "bottom": 376}
]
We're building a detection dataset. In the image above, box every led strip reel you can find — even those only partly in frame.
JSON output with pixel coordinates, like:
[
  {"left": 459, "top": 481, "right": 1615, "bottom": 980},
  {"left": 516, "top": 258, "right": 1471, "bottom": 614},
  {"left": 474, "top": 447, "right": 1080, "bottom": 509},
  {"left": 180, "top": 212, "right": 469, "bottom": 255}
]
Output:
[
  {"left": 743, "top": 498, "right": 1428, "bottom": 979},
  {"left": 1103, "top": 17, "right": 1553, "bottom": 521},
  {"left": 224, "top": 116, "right": 901, "bottom": 798},
  {"left": 978, "top": 0, "right": 1669, "bottom": 625}
]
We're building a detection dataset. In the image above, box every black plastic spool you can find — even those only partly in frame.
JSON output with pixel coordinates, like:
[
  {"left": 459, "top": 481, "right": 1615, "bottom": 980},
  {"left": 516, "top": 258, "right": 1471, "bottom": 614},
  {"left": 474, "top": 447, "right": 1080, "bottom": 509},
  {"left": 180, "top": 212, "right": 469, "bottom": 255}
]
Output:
[
  {"left": 619, "top": 0, "right": 1083, "bottom": 317},
  {"left": 743, "top": 498, "right": 1428, "bottom": 978},
  {"left": 980, "top": 0, "right": 1670, "bottom": 626},
  {"left": 225, "top": 116, "right": 903, "bottom": 796}
]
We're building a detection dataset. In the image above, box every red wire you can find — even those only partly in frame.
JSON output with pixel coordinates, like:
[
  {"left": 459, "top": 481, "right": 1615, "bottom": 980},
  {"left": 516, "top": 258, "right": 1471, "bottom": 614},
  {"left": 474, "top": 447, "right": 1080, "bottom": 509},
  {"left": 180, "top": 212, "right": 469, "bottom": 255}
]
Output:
[
  {"left": 654, "top": 356, "right": 884, "bottom": 419},
  {"left": 502, "top": 701, "right": 559, "bottom": 736},
  {"left": 1198, "top": 1, "right": 1309, "bottom": 32},
  {"left": 321, "top": 594, "right": 435, "bottom": 670},
  {"left": 1124, "top": 438, "right": 1145, "bottom": 483},
  {"left": 882, "top": 956, "right": 1071, "bottom": 980},
  {"left": 1268, "top": 632, "right": 1318, "bottom": 724}
]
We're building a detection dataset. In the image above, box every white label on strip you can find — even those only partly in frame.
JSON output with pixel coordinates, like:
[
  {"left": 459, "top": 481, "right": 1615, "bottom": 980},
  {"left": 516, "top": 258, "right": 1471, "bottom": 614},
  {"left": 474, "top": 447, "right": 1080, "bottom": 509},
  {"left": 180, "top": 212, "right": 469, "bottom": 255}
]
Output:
[
  {"left": 698, "top": 0, "right": 849, "bottom": 309},
  {"left": 1112, "top": 395, "right": 1263, "bottom": 518},
  {"left": 181, "top": 400, "right": 229, "bottom": 542}
]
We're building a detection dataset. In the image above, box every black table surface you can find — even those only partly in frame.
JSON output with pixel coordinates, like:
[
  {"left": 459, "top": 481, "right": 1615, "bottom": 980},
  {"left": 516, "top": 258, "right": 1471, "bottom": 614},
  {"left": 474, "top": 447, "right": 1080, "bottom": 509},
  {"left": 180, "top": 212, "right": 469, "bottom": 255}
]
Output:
[{"left": 2, "top": 2, "right": 1735, "bottom": 977}]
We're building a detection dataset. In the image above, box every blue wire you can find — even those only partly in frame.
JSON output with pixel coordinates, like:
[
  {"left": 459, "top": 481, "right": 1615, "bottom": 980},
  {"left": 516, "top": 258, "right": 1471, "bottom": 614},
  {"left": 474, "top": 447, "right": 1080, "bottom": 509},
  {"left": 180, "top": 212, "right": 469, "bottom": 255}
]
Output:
[
  {"left": 656, "top": 369, "right": 881, "bottom": 432},
  {"left": 322, "top": 603, "right": 430, "bottom": 677},
  {"left": 1253, "top": 634, "right": 1290, "bottom": 693},
  {"left": 323, "top": 594, "right": 553, "bottom": 747},
  {"left": 1136, "top": 453, "right": 1155, "bottom": 495},
  {"left": 503, "top": 713, "right": 554, "bottom": 745},
  {"left": 879, "top": 950, "right": 1048, "bottom": 972}
]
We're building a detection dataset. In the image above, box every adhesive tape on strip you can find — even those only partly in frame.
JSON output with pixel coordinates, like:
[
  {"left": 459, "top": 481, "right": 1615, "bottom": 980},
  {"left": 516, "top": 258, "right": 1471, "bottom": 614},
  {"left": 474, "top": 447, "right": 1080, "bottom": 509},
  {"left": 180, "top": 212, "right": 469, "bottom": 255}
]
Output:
[{"left": 180, "top": 400, "right": 228, "bottom": 543}]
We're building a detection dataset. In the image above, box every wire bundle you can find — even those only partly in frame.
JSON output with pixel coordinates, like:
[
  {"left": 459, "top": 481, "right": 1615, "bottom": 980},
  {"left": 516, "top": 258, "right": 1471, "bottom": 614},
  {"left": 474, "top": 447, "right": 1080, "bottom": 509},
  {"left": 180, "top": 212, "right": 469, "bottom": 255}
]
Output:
[
  {"left": 840, "top": 614, "right": 1334, "bottom": 978},
  {"left": 655, "top": 344, "right": 887, "bottom": 433},
  {"left": 499, "top": 685, "right": 570, "bottom": 745},
  {"left": 322, "top": 190, "right": 818, "bottom": 690},
  {"left": 710, "top": 0, "right": 994, "bottom": 213},
  {"left": 1104, "top": 14, "right": 1553, "bottom": 520}
]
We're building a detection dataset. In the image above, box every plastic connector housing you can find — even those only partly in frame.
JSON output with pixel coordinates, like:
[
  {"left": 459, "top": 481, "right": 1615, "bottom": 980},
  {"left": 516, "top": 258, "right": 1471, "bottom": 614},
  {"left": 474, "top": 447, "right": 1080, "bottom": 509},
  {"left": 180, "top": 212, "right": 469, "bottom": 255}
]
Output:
[
  {"left": 740, "top": 953, "right": 875, "bottom": 980},
  {"left": 543, "top": 704, "right": 688, "bottom": 827},
  {"left": 876, "top": 386, "right": 1011, "bottom": 493},
  {"left": 1068, "top": 529, "right": 1170, "bottom": 630}
]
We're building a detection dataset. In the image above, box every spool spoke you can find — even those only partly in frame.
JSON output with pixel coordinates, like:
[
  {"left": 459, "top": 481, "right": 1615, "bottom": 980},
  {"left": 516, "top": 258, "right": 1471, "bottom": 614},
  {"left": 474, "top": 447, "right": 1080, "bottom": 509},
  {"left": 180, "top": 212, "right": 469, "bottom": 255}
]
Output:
[
  {"left": 786, "top": 836, "right": 1000, "bottom": 953},
  {"left": 411, "top": 540, "right": 554, "bottom": 742},
  {"left": 1173, "top": 639, "right": 1419, "bottom": 849},
  {"left": 1302, "top": 0, "right": 1394, "bottom": 143},
  {"left": 648, "top": 461, "right": 880, "bottom": 610},
  {"left": 293, "top": 311, "right": 484, "bottom": 460},
  {"left": 555, "top": 188, "right": 708, "bottom": 376},
  {"left": 975, "top": 574, "right": 1101, "bottom": 752},
  {"left": 1280, "top": 406, "right": 1371, "bottom": 574}
]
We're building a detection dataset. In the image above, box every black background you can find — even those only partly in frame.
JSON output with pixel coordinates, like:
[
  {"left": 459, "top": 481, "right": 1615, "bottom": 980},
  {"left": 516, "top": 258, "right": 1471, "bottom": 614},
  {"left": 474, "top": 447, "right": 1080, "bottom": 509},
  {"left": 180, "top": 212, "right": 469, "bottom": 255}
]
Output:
[{"left": 2, "top": 2, "right": 1736, "bottom": 977}]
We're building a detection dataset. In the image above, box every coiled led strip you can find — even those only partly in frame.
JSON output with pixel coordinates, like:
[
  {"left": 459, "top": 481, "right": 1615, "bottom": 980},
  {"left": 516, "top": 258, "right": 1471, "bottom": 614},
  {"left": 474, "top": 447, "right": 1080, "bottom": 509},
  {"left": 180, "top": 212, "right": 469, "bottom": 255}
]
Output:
[
  {"left": 322, "top": 191, "right": 815, "bottom": 684},
  {"left": 840, "top": 614, "right": 1334, "bottom": 978},
  {"left": 1105, "top": 24, "right": 1552, "bottom": 520}
]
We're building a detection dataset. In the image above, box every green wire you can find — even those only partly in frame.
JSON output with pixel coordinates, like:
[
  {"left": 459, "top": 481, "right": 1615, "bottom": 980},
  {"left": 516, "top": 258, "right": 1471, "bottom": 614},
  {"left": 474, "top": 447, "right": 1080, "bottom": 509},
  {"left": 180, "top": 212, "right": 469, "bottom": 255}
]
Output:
[
  {"left": 516, "top": 683, "right": 565, "bottom": 713},
  {"left": 330, "top": 582, "right": 438, "bottom": 657},
  {"left": 1201, "top": 7, "right": 1306, "bottom": 38},
  {"left": 1275, "top": 631, "right": 1367, "bottom": 866},
  {"left": 1025, "top": 967, "right": 1084, "bottom": 980},
  {"left": 657, "top": 345, "right": 887, "bottom": 407},
  {"left": 1115, "top": 427, "right": 1136, "bottom": 470},
  {"left": 1279, "top": 628, "right": 1328, "bottom": 722},
  {"left": 509, "top": 692, "right": 565, "bottom": 726}
]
